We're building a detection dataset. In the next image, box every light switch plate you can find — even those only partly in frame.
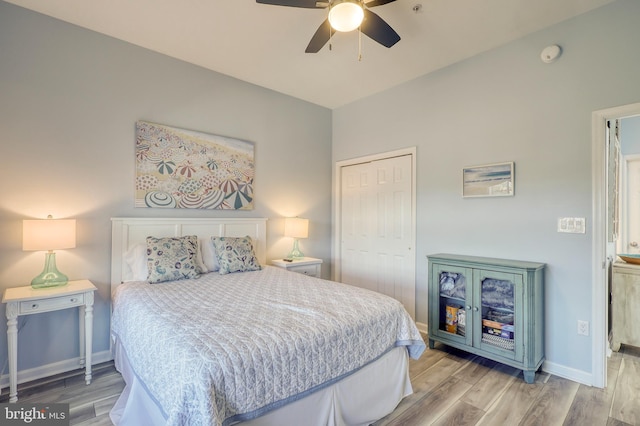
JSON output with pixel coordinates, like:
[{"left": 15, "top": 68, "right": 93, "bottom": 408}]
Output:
[{"left": 558, "top": 217, "right": 586, "bottom": 234}]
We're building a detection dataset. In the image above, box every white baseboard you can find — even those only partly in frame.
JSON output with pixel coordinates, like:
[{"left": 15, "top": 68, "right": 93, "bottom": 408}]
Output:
[
  {"left": 0, "top": 350, "right": 113, "bottom": 390},
  {"left": 415, "top": 321, "right": 594, "bottom": 387},
  {"left": 416, "top": 321, "right": 428, "bottom": 334},
  {"left": 542, "top": 359, "right": 593, "bottom": 386}
]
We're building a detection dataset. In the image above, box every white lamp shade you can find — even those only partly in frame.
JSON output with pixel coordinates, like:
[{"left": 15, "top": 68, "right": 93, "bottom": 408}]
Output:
[
  {"left": 23, "top": 218, "right": 76, "bottom": 251},
  {"left": 284, "top": 217, "right": 309, "bottom": 239},
  {"left": 329, "top": 2, "right": 364, "bottom": 32}
]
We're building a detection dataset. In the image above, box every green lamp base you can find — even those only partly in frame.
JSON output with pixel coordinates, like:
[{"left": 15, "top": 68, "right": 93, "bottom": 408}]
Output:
[
  {"left": 286, "top": 239, "right": 305, "bottom": 260},
  {"left": 31, "top": 252, "right": 69, "bottom": 289}
]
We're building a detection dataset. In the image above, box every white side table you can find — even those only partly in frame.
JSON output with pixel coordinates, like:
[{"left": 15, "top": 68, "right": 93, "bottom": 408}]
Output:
[
  {"left": 271, "top": 257, "right": 323, "bottom": 278},
  {"left": 2, "top": 279, "right": 97, "bottom": 403}
]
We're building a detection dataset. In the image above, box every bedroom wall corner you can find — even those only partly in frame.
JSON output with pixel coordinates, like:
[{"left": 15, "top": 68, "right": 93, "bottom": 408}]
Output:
[
  {"left": 0, "top": 1, "right": 332, "bottom": 379},
  {"left": 331, "top": 0, "right": 640, "bottom": 384}
]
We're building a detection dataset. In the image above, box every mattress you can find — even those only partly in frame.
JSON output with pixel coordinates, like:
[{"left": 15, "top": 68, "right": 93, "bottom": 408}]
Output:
[{"left": 110, "top": 266, "right": 425, "bottom": 426}]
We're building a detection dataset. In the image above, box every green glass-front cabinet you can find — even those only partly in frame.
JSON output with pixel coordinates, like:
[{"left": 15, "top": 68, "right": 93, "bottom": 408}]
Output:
[{"left": 427, "top": 254, "right": 545, "bottom": 383}]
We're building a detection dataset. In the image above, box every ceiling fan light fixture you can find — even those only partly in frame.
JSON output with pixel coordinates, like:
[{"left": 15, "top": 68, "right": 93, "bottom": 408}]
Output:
[{"left": 328, "top": 1, "right": 364, "bottom": 32}]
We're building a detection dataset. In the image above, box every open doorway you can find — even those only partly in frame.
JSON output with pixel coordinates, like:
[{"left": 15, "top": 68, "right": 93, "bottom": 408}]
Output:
[
  {"left": 592, "top": 102, "right": 640, "bottom": 389},
  {"left": 608, "top": 117, "right": 640, "bottom": 355},
  {"left": 617, "top": 117, "right": 640, "bottom": 255}
]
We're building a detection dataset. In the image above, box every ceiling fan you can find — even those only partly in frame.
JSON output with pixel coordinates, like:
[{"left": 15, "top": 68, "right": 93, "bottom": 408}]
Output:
[{"left": 256, "top": 0, "right": 401, "bottom": 53}]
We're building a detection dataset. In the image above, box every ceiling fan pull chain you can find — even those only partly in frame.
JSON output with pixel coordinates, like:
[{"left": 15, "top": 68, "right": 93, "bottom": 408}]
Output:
[
  {"left": 358, "top": 26, "right": 362, "bottom": 61},
  {"left": 358, "top": 0, "right": 363, "bottom": 60},
  {"left": 331, "top": 20, "right": 333, "bottom": 51},
  {"left": 329, "top": 6, "right": 333, "bottom": 51}
]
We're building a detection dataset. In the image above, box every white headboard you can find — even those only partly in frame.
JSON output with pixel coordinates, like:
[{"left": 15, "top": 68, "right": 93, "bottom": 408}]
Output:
[{"left": 111, "top": 217, "right": 268, "bottom": 292}]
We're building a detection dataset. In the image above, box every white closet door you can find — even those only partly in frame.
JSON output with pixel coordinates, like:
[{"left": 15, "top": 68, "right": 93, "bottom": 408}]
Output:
[
  {"left": 341, "top": 161, "right": 375, "bottom": 292},
  {"left": 340, "top": 154, "right": 415, "bottom": 318}
]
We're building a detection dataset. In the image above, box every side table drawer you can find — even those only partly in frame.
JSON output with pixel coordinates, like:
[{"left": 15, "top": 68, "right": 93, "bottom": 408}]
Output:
[
  {"left": 289, "top": 264, "right": 320, "bottom": 277},
  {"left": 19, "top": 293, "right": 85, "bottom": 314}
]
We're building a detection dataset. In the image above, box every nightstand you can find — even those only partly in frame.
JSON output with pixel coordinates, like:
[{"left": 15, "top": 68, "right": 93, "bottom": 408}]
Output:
[
  {"left": 2, "top": 279, "right": 97, "bottom": 403},
  {"left": 271, "top": 257, "right": 323, "bottom": 278}
]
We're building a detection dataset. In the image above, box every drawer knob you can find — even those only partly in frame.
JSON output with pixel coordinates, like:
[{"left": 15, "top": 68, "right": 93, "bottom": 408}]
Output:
[
  {"left": 70, "top": 298, "right": 78, "bottom": 303},
  {"left": 31, "top": 303, "right": 38, "bottom": 309}
]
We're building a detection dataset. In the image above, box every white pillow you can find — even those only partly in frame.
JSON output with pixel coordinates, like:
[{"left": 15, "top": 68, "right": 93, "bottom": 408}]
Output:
[
  {"left": 195, "top": 240, "right": 209, "bottom": 273},
  {"left": 123, "top": 243, "right": 147, "bottom": 282},
  {"left": 200, "top": 237, "right": 220, "bottom": 272}
]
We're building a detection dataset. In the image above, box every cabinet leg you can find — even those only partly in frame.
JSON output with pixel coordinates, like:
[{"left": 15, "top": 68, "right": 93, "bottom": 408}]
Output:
[
  {"left": 523, "top": 370, "right": 535, "bottom": 384},
  {"left": 611, "top": 341, "right": 621, "bottom": 352},
  {"left": 428, "top": 338, "right": 435, "bottom": 349},
  {"left": 79, "top": 305, "right": 86, "bottom": 367},
  {"left": 7, "top": 302, "right": 18, "bottom": 402},
  {"left": 84, "top": 293, "right": 94, "bottom": 386}
]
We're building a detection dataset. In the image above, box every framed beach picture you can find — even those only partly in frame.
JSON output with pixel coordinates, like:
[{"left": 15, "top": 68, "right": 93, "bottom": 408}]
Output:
[{"left": 463, "top": 162, "right": 514, "bottom": 198}]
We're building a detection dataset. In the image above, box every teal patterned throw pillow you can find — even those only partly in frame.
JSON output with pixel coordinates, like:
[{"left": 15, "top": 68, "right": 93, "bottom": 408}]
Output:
[
  {"left": 212, "top": 236, "right": 262, "bottom": 275},
  {"left": 146, "top": 235, "right": 202, "bottom": 283}
]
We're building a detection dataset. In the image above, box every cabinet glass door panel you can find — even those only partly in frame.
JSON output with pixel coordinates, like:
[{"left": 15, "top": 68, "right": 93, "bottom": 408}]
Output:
[
  {"left": 475, "top": 270, "right": 523, "bottom": 361},
  {"left": 481, "top": 277, "right": 515, "bottom": 351},
  {"left": 432, "top": 264, "right": 472, "bottom": 345}
]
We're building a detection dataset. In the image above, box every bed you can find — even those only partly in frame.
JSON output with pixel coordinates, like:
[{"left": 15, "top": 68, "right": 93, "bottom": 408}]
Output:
[{"left": 109, "top": 217, "right": 425, "bottom": 426}]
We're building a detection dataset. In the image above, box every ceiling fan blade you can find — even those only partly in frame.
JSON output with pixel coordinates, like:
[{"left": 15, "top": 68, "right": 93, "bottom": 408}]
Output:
[
  {"left": 305, "top": 19, "right": 332, "bottom": 53},
  {"left": 360, "top": 9, "right": 400, "bottom": 48},
  {"left": 256, "top": 0, "right": 324, "bottom": 8},
  {"left": 365, "top": 0, "right": 397, "bottom": 7}
]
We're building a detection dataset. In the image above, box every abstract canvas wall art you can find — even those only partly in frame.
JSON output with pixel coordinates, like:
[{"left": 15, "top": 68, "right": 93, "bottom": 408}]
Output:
[{"left": 135, "top": 121, "right": 254, "bottom": 210}]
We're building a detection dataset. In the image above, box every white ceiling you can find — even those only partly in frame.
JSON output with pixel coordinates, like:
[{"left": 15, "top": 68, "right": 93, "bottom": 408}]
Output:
[{"left": 6, "top": 0, "right": 615, "bottom": 109}]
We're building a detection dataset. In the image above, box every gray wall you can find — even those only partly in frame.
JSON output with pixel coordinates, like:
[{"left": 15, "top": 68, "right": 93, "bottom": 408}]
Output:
[
  {"left": 332, "top": 0, "right": 640, "bottom": 377},
  {"left": 0, "top": 1, "right": 332, "bottom": 374}
]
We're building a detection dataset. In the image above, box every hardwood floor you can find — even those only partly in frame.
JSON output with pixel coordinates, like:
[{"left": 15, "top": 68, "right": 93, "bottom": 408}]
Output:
[
  {"left": 2, "top": 340, "right": 639, "bottom": 425},
  {"left": 374, "top": 341, "right": 640, "bottom": 426},
  {"left": 0, "top": 362, "right": 123, "bottom": 425}
]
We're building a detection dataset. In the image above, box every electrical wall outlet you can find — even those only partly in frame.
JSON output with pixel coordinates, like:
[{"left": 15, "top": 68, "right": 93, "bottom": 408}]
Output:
[{"left": 578, "top": 320, "right": 589, "bottom": 336}]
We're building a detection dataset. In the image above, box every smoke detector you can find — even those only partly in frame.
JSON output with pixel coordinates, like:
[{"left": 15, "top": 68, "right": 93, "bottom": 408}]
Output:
[{"left": 541, "top": 45, "right": 562, "bottom": 64}]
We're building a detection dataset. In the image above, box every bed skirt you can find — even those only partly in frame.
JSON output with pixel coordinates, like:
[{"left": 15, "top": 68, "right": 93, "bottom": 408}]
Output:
[{"left": 110, "top": 338, "right": 412, "bottom": 426}]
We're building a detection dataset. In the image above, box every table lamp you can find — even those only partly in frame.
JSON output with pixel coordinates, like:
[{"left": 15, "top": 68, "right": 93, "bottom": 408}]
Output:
[
  {"left": 284, "top": 217, "right": 308, "bottom": 260},
  {"left": 23, "top": 215, "right": 76, "bottom": 288}
]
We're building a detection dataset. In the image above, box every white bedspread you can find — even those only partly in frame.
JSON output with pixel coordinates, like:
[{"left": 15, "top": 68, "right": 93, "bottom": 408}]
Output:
[{"left": 111, "top": 266, "right": 425, "bottom": 426}]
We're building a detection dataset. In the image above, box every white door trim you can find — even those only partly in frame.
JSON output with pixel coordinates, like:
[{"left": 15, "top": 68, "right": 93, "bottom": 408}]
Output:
[
  {"left": 333, "top": 147, "right": 417, "bottom": 286},
  {"left": 592, "top": 102, "right": 640, "bottom": 388}
]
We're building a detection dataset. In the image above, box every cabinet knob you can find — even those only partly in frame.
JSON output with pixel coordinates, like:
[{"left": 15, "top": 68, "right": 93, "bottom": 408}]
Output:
[
  {"left": 466, "top": 306, "right": 472, "bottom": 310},
  {"left": 631, "top": 241, "right": 639, "bottom": 248},
  {"left": 31, "top": 303, "right": 38, "bottom": 309},
  {"left": 70, "top": 298, "right": 78, "bottom": 303},
  {"left": 473, "top": 307, "right": 479, "bottom": 312}
]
